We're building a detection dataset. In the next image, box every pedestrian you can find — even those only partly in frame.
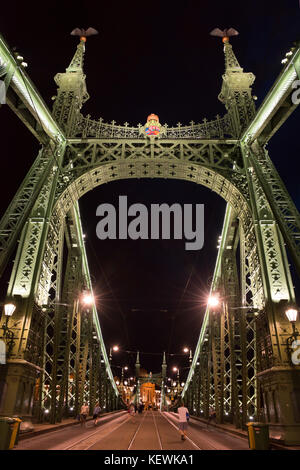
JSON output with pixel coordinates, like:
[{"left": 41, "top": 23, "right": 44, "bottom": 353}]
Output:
[
  {"left": 80, "top": 402, "right": 89, "bottom": 428},
  {"left": 208, "top": 408, "right": 216, "bottom": 425},
  {"left": 93, "top": 402, "right": 101, "bottom": 426},
  {"left": 128, "top": 403, "right": 135, "bottom": 421},
  {"left": 177, "top": 400, "right": 189, "bottom": 441}
]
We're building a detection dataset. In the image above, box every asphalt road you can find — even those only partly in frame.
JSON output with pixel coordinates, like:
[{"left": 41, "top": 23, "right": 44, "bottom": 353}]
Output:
[{"left": 14, "top": 410, "right": 249, "bottom": 451}]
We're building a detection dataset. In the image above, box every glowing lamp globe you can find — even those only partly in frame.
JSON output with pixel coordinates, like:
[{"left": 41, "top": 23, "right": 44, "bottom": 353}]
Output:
[
  {"left": 4, "top": 303, "right": 16, "bottom": 316},
  {"left": 208, "top": 295, "right": 220, "bottom": 308},
  {"left": 82, "top": 293, "right": 94, "bottom": 306},
  {"left": 285, "top": 308, "right": 298, "bottom": 323}
]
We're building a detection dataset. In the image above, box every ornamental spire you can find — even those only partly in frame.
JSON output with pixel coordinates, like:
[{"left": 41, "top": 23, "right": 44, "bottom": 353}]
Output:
[
  {"left": 66, "top": 39, "right": 86, "bottom": 73},
  {"left": 135, "top": 351, "right": 140, "bottom": 378},
  {"left": 161, "top": 351, "right": 167, "bottom": 378},
  {"left": 223, "top": 39, "right": 243, "bottom": 72},
  {"left": 67, "top": 27, "right": 98, "bottom": 72},
  {"left": 210, "top": 27, "right": 242, "bottom": 71},
  {"left": 210, "top": 28, "right": 256, "bottom": 135}
]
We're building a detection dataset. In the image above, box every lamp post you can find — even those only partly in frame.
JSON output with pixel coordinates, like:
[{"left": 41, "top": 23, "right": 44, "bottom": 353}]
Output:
[
  {"left": 121, "top": 365, "right": 128, "bottom": 384},
  {"left": 172, "top": 366, "right": 180, "bottom": 382},
  {"left": 285, "top": 308, "right": 299, "bottom": 362},
  {"left": 109, "top": 345, "right": 119, "bottom": 362},
  {"left": 183, "top": 346, "right": 193, "bottom": 365},
  {"left": 0, "top": 302, "right": 17, "bottom": 357}
]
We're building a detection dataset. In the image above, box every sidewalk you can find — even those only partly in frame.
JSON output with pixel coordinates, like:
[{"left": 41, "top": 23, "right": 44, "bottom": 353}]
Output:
[
  {"left": 19, "top": 410, "right": 124, "bottom": 441},
  {"left": 190, "top": 415, "right": 300, "bottom": 450}
]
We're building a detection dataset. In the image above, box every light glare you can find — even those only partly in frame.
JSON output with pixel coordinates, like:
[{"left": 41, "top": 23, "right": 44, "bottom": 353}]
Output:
[{"left": 208, "top": 295, "right": 220, "bottom": 308}]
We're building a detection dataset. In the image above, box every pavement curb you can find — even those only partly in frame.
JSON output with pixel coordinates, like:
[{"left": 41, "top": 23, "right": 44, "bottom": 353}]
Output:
[{"left": 189, "top": 414, "right": 300, "bottom": 450}]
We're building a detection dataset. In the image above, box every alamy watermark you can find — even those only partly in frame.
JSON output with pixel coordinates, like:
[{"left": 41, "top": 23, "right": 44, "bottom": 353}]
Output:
[{"left": 96, "top": 196, "right": 204, "bottom": 251}]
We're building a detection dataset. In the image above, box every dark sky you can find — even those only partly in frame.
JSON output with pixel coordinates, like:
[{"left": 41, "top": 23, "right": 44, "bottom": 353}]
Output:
[{"left": 0, "top": 1, "right": 300, "bottom": 380}]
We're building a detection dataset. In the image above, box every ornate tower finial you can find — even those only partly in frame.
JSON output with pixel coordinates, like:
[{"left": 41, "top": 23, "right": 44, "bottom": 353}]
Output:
[
  {"left": 52, "top": 29, "right": 98, "bottom": 135},
  {"left": 210, "top": 28, "right": 256, "bottom": 136},
  {"left": 135, "top": 351, "right": 140, "bottom": 378},
  {"left": 161, "top": 351, "right": 167, "bottom": 378}
]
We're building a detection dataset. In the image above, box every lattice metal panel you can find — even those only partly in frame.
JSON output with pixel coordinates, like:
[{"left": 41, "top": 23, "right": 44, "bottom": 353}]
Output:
[
  {"left": 223, "top": 305, "right": 232, "bottom": 416},
  {"left": 249, "top": 143, "right": 300, "bottom": 274},
  {"left": 240, "top": 226, "right": 260, "bottom": 422},
  {"left": 0, "top": 146, "right": 56, "bottom": 276},
  {"left": 55, "top": 246, "right": 83, "bottom": 421},
  {"left": 38, "top": 222, "right": 64, "bottom": 422}
]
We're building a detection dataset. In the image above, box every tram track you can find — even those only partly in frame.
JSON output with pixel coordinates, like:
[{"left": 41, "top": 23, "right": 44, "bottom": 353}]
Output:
[
  {"left": 127, "top": 410, "right": 149, "bottom": 450},
  {"left": 64, "top": 413, "right": 131, "bottom": 450},
  {"left": 152, "top": 411, "right": 163, "bottom": 450}
]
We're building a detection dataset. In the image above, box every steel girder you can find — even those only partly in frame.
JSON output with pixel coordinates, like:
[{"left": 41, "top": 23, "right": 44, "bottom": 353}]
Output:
[
  {"left": 241, "top": 45, "right": 300, "bottom": 145},
  {"left": 0, "top": 33, "right": 65, "bottom": 144}
]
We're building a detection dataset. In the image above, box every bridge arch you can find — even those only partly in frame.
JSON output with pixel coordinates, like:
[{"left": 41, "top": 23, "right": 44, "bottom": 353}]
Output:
[{"left": 53, "top": 158, "right": 252, "bottom": 232}]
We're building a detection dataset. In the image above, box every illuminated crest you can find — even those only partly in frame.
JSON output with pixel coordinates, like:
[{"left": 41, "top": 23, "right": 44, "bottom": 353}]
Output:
[{"left": 140, "top": 114, "right": 165, "bottom": 138}]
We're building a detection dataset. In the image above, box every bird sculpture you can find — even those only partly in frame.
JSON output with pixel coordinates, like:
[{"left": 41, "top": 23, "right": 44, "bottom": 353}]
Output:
[
  {"left": 210, "top": 28, "right": 239, "bottom": 43},
  {"left": 70, "top": 27, "right": 99, "bottom": 42}
]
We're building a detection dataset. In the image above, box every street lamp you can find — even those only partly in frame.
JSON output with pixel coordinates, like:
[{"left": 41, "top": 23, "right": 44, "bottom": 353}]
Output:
[
  {"left": 172, "top": 366, "right": 180, "bottom": 381},
  {"left": 1, "top": 302, "right": 17, "bottom": 357},
  {"left": 285, "top": 308, "right": 298, "bottom": 324},
  {"left": 109, "top": 344, "right": 119, "bottom": 361},
  {"left": 4, "top": 303, "right": 16, "bottom": 316},
  {"left": 285, "top": 308, "right": 299, "bottom": 360},
  {"left": 183, "top": 346, "right": 193, "bottom": 364},
  {"left": 121, "top": 366, "right": 128, "bottom": 384},
  {"left": 81, "top": 292, "right": 94, "bottom": 306},
  {"left": 208, "top": 294, "right": 220, "bottom": 308}
]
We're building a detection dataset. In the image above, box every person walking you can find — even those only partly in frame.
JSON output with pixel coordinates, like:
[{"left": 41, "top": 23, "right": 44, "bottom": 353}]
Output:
[
  {"left": 177, "top": 401, "right": 189, "bottom": 441},
  {"left": 80, "top": 402, "right": 89, "bottom": 428},
  {"left": 128, "top": 403, "right": 136, "bottom": 422},
  {"left": 208, "top": 408, "right": 216, "bottom": 426},
  {"left": 93, "top": 402, "right": 101, "bottom": 426}
]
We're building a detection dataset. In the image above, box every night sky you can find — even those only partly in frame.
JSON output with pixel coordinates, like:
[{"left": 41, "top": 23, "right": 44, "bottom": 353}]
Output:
[{"left": 0, "top": 1, "right": 300, "bottom": 381}]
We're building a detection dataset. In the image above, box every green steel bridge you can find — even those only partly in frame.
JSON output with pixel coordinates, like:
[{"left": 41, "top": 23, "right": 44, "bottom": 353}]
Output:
[{"left": 0, "top": 31, "right": 300, "bottom": 445}]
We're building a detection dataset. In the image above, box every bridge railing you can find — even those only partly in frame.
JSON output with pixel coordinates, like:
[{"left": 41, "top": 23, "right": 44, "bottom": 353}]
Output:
[{"left": 74, "top": 113, "right": 234, "bottom": 140}]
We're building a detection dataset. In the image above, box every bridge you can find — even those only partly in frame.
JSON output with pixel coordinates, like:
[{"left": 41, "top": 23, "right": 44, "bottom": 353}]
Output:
[{"left": 0, "top": 26, "right": 300, "bottom": 452}]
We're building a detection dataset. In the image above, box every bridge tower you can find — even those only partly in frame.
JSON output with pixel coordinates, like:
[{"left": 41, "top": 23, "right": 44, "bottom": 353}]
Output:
[
  {"left": 160, "top": 352, "right": 167, "bottom": 410},
  {"left": 0, "top": 35, "right": 118, "bottom": 427}
]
